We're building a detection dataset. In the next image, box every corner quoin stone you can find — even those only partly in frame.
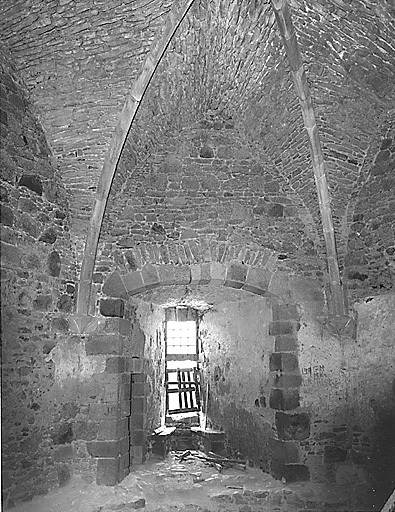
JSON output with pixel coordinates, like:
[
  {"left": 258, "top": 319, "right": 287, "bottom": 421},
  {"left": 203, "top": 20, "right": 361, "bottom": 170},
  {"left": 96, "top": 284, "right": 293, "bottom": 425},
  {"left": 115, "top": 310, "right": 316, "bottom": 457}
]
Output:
[
  {"left": 276, "top": 411, "right": 311, "bottom": 441},
  {"left": 269, "top": 388, "right": 300, "bottom": 410},
  {"left": 270, "top": 352, "right": 299, "bottom": 372},
  {"left": 96, "top": 457, "right": 121, "bottom": 486},
  {"left": 99, "top": 298, "right": 125, "bottom": 318}
]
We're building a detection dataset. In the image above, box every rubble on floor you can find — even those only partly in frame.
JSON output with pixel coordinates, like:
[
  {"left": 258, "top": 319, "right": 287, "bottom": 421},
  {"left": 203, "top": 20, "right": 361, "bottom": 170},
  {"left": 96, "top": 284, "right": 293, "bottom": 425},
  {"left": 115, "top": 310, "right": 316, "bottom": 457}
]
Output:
[{"left": 8, "top": 451, "right": 382, "bottom": 512}]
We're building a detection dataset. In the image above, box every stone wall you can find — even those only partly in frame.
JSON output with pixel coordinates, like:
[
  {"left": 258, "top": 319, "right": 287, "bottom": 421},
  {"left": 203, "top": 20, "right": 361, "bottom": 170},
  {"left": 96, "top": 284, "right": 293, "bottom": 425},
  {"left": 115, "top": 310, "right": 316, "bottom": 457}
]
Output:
[
  {"left": 0, "top": 0, "right": 172, "bottom": 238},
  {"left": 291, "top": 0, "right": 395, "bottom": 266},
  {"left": 102, "top": 121, "right": 326, "bottom": 289},
  {"left": 97, "top": 262, "right": 395, "bottom": 509},
  {"left": 200, "top": 295, "right": 275, "bottom": 470},
  {"left": 271, "top": 274, "right": 395, "bottom": 509},
  {"left": 345, "top": 110, "right": 395, "bottom": 298},
  {"left": 130, "top": 300, "right": 167, "bottom": 442},
  {"left": 0, "top": 50, "right": 77, "bottom": 506}
]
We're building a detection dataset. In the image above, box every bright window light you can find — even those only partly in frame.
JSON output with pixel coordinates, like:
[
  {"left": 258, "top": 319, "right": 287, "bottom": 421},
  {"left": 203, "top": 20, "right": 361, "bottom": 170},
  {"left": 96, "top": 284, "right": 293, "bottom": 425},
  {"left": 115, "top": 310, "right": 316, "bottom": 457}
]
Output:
[{"left": 166, "top": 320, "right": 196, "bottom": 355}]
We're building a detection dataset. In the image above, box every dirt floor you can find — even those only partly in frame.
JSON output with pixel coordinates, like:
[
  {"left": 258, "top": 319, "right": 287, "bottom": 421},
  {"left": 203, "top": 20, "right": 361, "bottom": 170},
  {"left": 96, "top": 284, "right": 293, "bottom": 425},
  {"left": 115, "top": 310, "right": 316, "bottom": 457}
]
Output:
[{"left": 8, "top": 451, "right": 384, "bottom": 512}]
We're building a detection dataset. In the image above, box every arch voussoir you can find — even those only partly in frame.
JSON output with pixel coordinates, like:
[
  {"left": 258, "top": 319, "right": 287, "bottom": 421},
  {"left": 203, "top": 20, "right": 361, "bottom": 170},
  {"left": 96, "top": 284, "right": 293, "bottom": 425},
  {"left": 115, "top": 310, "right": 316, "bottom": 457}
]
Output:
[{"left": 101, "top": 262, "right": 273, "bottom": 300}]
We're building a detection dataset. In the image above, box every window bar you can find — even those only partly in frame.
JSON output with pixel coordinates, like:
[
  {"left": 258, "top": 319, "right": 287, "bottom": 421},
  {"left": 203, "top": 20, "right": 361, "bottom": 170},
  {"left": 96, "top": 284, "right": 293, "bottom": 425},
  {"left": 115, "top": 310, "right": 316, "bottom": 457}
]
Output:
[
  {"left": 181, "top": 370, "right": 189, "bottom": 409},
  {"left": 194, "top": 368, "right": 201, "bottom": 408},
  {"left": 177, "top": 369, "right": 183, "bottom": 410},
  {"left": 166, "top": 379, "right": 169, "bottom": 413},
  {"left": 187, "top": 370, "right": 194, "bottom": 409}
]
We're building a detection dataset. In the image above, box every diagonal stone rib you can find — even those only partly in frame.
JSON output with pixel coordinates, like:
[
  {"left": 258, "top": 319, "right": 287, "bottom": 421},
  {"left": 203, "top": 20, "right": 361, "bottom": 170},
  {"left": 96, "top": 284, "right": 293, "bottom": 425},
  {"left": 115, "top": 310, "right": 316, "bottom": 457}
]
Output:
[
  {"left": 77, "top": 0, "right": 197, "bottom": 316},
  {"left": 271, "top": 0, "right": 346, "bottom": 317}
]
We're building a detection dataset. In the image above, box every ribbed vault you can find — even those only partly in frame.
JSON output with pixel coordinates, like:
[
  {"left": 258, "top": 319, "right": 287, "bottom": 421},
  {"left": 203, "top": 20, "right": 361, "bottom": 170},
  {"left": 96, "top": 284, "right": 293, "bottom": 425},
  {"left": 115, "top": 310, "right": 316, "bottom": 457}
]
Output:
[{"left": 1, "top": 0, "right": 394, "bottom": 307}]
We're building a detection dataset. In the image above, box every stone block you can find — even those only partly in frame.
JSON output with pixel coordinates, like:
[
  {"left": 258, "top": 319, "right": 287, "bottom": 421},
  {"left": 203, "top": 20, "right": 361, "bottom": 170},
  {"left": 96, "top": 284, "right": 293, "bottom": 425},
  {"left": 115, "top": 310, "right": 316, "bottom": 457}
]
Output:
[
  {"left": 96, "top": 457, "right": 120, "bottom": 486},
  {"left": 89, "top": 403, "right": 120, "bottom": 421},
  {"left": 103, "top": 318, "right": 131, "bottom": 336},
  {"left": 276, "top": 412, "right": 310, "bottom": 441},
  {"left": 243, "top": 267, "right": 271, "bottom": 295},
  {"left": 270, "top": 352, "right": 282, "bottom": 371},
  {"left": 51, "top": 316, "right": 69, "bottom": 333},
  {"left": 200, "top": 145, "right": 214, "bottom": 158},
  {"left": 131, "top": 445, "right": 145, "bottom": 464},
  {"left": 269, "top": 388, "right": 300, "bottom": 410},
  {"left": 209, "top": 261, "right": 226, "bottom": 285},
  {"left": 130, "top": 413, "right": 144, "bottom": 430},
  {"left": 120, "top": 436, "right": 130, "bottom": 455},
  {"left": 271, "top": 373, "right": 302, "bottom": 388},
  {"left": 98, "top": 418, "right": 128, "bottom": 441},
  {"left": 269, "top": 352, "right": 299, "bottom": 372},
  {"left": 97, "top": 377, "right": 121, "bottom": 402},
  {"left": 274, "top": 334, "right": 298, "bottom": 352},
  {"left": 123, "top": 271, "right": 147, "bottom": 296},
  {"left": 100, "top": 298, "right": 125, "bottom": 318},
  {"left": 48, "top": 251, "right": 61, "bottom": 277},
  {"left": 269, "top": 438, "right": 299, "bottom": 463},
  {"left": 267, "top": 203, "right": 284, "bottom": 218},
  {"left": 269, "top": 320, "right": 296, "bottom": 336},
  {"left": 56, "top": 463, "right": 72, "bottom": 487},
  {"left": 224, "top": 262, "right": 247, "bottom": 289},
  {"left": 102, "top": 271, "right": 128, "bottom": 299},
  {"left": 106, "top": 356, "right": 126, "bottom": 374},
  {"left": 1, "top": 241, "right": 22, "bottom": 266},
  {"left": 57, "top": 294, "right": 73, "bottom": 312},
  {"left": 120, "top": 452, "right": 131, "bottom": 479},
  {"left": 53, "top": 444, "right": 74, "bottom": 462},
  {"left": 120, "top": 399, "right": 131, "bottom": 417},
  {"left": 93, "top": 273, "right": 104, "bottom": 283},
  {"left": 132, "top": 373, "right": 145, "bottom": 383},
  {"left": 141, "top": 264, "right": 160, "bottom": 290},
  {"left": 324, "top": 445, "right": 348, "bottom": 463},
  {"left": 73, "top": 421, "right": 98, "bottom": 441},
  {"left": 0, "top": 108, "right": 8, "bottom": 126},
  {"left": 120, "top": 383, "right": 131, "bottom": 401},
  {"left": 271, "top": 461, "right": 310, "bottom": 483},
  {"left": 33, "top": 294, "right": 52, "bottom": 311},
  {"left": 38, "top": 227, "right": 57, "bottom": 244},
  {"left": 130, "top": 326, "right": 145, "bottom": 357},
  {"left": 131, "top": 397, "right": 146, "bottom": 415},
  {"left": 87, "top": 440, "right": 120, "bottom": 458},
  {"left": 52, "top": 421, "right": 74, "bottom": 444},
  {"left": 0, "top": 204, "right": 14, "bottom": 226},
  {"left": 200, "top": 262, "right": 212, "bottom": 283},
  {"left": 272, "top": 304, "right": 300, "bottom": 321},
  {"left": 190, "top": 263, "right": 210, "bottom": 285},
  {"left": 129, "top": 357, "right": 144, "bottom": 373},
  {"left": 157, "top": 264, "right": 176, "bottom": 286},
  {"left": 131, "top": 430, "right": 144, "bottom": 446},
  {"left": 132, "top": 381, "right": 145, "bottom": 398},
  {"left": 18, "top": 174, "right": 42, "bottom": 195},
  {"left": 85, "top": 333, "right": 124, "bottom": 355},
  {"left": 173, "top": 265, "right": 191, "bottom": 285}
]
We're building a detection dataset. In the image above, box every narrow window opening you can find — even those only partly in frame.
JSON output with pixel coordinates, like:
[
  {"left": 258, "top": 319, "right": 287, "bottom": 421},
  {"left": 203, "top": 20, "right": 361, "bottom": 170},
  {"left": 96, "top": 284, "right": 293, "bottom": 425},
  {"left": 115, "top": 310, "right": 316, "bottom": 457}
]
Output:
[{"left": 165, "top": 308, "right": 201, "bottom": 425}]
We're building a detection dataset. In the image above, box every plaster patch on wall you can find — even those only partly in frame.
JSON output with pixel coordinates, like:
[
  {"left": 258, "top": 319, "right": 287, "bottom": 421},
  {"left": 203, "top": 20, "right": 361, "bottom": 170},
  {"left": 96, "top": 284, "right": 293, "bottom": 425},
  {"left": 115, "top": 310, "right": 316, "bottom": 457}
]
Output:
[{"left": 47, "top": 338, "right": 106, "bottom": 382}]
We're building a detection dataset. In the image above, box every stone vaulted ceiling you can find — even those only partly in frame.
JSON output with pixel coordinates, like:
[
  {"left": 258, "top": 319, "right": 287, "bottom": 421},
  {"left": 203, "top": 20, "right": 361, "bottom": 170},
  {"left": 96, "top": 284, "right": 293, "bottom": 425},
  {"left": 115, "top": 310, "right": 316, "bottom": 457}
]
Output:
[{"left": 1, "top": 0, "right": 395, "bottom": 309}]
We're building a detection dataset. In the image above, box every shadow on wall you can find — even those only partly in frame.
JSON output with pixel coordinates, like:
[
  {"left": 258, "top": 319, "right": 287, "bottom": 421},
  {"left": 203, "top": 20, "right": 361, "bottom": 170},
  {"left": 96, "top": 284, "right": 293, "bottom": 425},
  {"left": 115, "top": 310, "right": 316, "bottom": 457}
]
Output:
[
  {"left": 210, "top": 401, "right": 272, "bottom": 472},
  {"left": 371, "top": 405, "right": 395, "bottom": 499}
]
